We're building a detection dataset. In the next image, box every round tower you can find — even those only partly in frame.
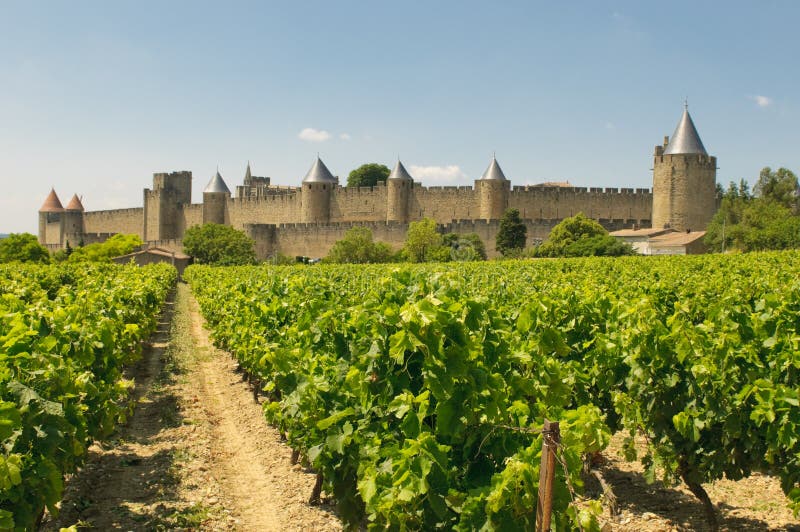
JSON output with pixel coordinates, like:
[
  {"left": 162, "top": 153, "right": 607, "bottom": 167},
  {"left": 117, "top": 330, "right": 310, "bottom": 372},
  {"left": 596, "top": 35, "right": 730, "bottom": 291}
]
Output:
[
  {"left": 63, "top": 194, "right": 85, "bottom": 244},
  {"left": 386, "top": 160, "right": 413, "bottom": 223},
  {"left": 652, "top": 106, "right": 717, "bottom": 231},
  {"left": 476, "top": 155, "right": 510, "bottom": 220},
  {"left": 301, "top": 157, "right": 336, "bottom": 223},
  {"left": 202, "top": 170, "right": 231, "bottom": 225},
  {"left": 38, "top": 188, "right": 64, "bottom": 245}
]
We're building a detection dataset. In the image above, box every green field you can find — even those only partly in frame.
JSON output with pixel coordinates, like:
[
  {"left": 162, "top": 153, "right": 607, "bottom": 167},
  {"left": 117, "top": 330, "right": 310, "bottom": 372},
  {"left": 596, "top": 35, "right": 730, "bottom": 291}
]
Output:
[{"left": 187, "top": 253, "right": 800, "bottom": 530}]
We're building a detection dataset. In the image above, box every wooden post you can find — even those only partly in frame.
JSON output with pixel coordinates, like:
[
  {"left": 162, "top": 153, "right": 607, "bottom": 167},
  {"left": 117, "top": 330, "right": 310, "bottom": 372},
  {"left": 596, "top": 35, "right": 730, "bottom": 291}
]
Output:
[{"left": 536, "top": 419, "right": 560, "bottom": 532}]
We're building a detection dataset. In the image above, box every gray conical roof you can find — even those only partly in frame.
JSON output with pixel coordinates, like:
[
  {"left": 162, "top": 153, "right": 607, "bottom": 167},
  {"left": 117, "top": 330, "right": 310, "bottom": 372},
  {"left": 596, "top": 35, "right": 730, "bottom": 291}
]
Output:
[
  {"left": 663, "top": 108, "right": 707, "bottom": 155},
  {"left": 302, "top": 157, "right": 337, "bottom": 184},
  {"left": 244, "top": 161, "right": 252, "bottom": 182},
  {"left": 480, "top": 155, "right": 508, "bottom": 181},
  {"left": 388, "top": 160, "right": 413, "bottom": 181},
  {"left": 204, "top": 170, "right": 231, "bottom": 194}
]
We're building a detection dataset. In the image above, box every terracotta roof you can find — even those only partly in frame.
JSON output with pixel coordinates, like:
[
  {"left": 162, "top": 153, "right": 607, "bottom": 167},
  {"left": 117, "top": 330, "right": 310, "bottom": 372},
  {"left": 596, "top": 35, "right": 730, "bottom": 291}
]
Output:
[
  {"left": 39, "top": 188, "right": 64, "bottom": 212},
  {"left": 610, "top": 228, "right": 673, "bottom": 238},
  {"left": 65, "top": 194, "right": 84, "bottom": 211},
  {"left": 531, "top": 181, "right": 573, "bottom": 188},
  {"left": 649, "top": 231, "right": 706, "bottom": 246},
  {"left": 114, "top": 247, "right": 190, "bottom": 261}
]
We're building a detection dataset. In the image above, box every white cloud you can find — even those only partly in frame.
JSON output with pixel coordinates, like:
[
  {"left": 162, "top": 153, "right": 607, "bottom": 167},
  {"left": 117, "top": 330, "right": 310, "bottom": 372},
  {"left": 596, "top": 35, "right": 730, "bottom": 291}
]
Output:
[
  {"left": 605, "top": 122, "right": 616, "bottom": 130},
  {"left": 339, "top": 133, "right": 351, "bottom": 141},
  {"left": 298, "top": 128, "right": 331, "bottom": 142},
  {"left": 750, "top": 95, "right": 772, "bottom": 108},
  {"left": 409, "top": 165, "right": 467, "bottom": 184}
]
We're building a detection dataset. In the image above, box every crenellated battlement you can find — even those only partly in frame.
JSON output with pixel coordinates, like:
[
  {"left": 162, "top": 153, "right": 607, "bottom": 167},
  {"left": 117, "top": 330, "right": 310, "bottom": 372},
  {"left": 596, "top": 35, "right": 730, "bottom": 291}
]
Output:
[{"left": 38, "top": 105, "right": 716, "bottom": 256}]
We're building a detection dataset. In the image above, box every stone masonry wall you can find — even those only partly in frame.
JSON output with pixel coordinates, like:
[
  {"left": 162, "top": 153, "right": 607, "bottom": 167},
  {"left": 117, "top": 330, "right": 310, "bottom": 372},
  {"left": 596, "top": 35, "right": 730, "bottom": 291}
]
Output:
[{"left": 83, "top": 208, "right": 144, "bottom": 238}]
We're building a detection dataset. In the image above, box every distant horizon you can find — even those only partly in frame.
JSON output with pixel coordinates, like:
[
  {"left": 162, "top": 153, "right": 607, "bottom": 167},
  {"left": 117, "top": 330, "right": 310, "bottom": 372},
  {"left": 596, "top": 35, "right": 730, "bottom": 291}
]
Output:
[{"left": 4, "top": 1, "right": 799, "bottom": 233}]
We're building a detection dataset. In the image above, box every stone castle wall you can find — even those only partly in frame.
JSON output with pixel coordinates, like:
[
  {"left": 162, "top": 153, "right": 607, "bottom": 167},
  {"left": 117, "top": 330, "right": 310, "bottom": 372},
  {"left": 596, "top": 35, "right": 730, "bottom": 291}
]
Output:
[{"left": 83, "top": 208, "right": 144, "bottom": 238}]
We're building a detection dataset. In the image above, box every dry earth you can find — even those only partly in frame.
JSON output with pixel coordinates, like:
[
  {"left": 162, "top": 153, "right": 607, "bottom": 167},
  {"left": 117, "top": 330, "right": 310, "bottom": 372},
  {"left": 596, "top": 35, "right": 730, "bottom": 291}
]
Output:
[
  {"left": 42, "top": 283, "right": 340, "bottom": 531},
  {"left": 588, "top": 433, "right": 800, "bottom": 531},
  {"left": 39, "top": 283, "right": 799, "bottom": 531}
]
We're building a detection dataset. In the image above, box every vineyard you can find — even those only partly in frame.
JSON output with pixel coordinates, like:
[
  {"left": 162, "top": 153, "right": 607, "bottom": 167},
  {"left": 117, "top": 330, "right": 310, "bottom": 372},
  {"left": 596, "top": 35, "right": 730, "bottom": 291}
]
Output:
[
  {"left": 186, "top": 253, "right": 800, "bottom": 531},
  {"left": 0, "top": 263, "right": 176, "bottom": 530}
]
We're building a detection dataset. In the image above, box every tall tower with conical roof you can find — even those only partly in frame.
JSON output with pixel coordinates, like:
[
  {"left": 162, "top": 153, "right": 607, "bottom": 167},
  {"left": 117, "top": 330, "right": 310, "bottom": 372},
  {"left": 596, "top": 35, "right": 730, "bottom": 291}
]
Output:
[
  {"left": 301, "top": 157, "right": 337, "bottom": 223},
  {"left": 652, "top": 106, "right": 717, "bottom": 231},
  {"left": 62, "top": 194, "right": 85, "bottom": 245},
  {"left": 38, "top": 189, "right": 64, "bottom": 245},
  {"left": 386, "top": 160, "right": 414, "bottom": 223},
  {"left": 203, "top": 170, "right": 231, "bottom": 225},
  {"left": 476, "top": 155, "right": 510, "bottom": 220}
]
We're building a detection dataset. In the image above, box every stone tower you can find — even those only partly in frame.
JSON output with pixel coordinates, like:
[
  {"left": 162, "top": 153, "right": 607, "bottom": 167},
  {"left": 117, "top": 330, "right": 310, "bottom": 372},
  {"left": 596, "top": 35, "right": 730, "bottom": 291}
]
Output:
[
  {"left": 62, "top": 194, "right": 85, "bottom": 245},
  {"left": 202, "top": 170, "right": 231, "bottom": 225},
  {"left": 652, "top": 106, "right": 717, "bottom": 231},
  {"left": 143, "top": 171, "right": 192, "bottom": 241},
  {"left": 476, "top": 155, "right": 510, "bottom": 220},
  {"left": 386, "top": 160, "right": 413, "bottom": 223},
  {"left": 38, "top": 188, "right": 64, "bottom": 245},
  {"left": 301, "top": 157, "right": 336, "bottom": 223}
]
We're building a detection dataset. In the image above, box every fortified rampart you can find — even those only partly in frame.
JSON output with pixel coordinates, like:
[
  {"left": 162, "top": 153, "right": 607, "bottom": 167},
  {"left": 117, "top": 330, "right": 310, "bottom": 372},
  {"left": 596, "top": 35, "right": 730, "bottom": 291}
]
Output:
[{"left": 36, "top": 107, "right": 717, "bottom": 258}]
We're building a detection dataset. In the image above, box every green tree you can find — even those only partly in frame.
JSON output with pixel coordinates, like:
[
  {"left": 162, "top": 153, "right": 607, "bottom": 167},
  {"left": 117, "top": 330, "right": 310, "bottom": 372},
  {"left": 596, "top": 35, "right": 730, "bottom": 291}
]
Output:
[
  {"left": 754, "top": 167, "right": 799, "bottom": 211},
  {"left": 442, "top": 232, "right": 487, "bottom": 261},
  {"left": 183, "top": 223, "right": 256, "bottom": 265},
  {"left": 0, "top": 233, "right": 50, "bottom": 263},
  {"left": 495, "top": 208, "right": 527, "bottom": 256},
  {"left": 326, "top": 227, "right": 396, "bottom": 263},
  {"left": 347, "top": 163, "right": 390, "bottom": 187},
  {"left": 403, "top": 218, "right": 443, "bottom": 262},
  {"left": 534, "top": 213, "right": 635, "bottom": 257},
  {"left": 706, "top": 172, "right": 800, "bottom": 253},
  {"left": 69, "top": 233, "right": 143, "bottom": 262}
]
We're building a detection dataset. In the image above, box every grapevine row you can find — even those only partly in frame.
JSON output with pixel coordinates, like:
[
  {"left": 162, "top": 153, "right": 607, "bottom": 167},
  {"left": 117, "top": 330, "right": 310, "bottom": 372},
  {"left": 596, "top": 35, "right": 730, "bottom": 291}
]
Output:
[
  {"left": 0, "top": 263, "right": 176, "bottom": 530},
  {"left": 187, "top": 252, "right": 800, "bottom": 530}
]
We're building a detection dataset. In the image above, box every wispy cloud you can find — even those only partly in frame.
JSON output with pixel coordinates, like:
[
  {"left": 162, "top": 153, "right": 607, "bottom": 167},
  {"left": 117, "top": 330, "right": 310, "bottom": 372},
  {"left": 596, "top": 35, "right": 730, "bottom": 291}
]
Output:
[
  {"left": 409, "top": 164, "right": 467, "bottom": 184},
  {"left": 749, "top": 95, "right": 772, "bottom": 108},
  {"left": 339, "top": 133, "right": 351, "bottom": 141},
  {"left": 298, "top": 127, "right": 331, "bottom": 142}
]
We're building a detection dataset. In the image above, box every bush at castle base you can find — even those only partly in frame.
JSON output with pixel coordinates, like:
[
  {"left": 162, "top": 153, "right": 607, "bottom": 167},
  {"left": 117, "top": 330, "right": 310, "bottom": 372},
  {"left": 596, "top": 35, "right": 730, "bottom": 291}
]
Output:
[{"left": 182, "top": 223, "right": 256, "bottom": 266}]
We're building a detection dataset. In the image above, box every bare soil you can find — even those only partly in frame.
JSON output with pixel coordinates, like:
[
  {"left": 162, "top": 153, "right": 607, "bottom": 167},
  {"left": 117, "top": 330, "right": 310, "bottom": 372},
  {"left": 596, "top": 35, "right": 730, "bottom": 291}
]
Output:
[
  {"left": 588, "top": 432, "right": 800, "bottom": 531},
  {"left": 42, "top": 283, "right": 340, "bottom": 531}
]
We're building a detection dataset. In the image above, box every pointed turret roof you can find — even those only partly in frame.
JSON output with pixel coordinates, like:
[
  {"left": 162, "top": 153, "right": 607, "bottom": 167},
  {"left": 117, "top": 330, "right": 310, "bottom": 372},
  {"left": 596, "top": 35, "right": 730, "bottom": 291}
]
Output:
[
  {"left": 388, "top": 160, "right": 414, "bottom": 181},
  {"left": 204, "top": 170, "right": 231, "bottom": 194},
  {"left": 39, "top": 188, "right": 64, "bottom": 212},
  {"left": 480, "top": 155, "right": 508, "bottom": 181},
  {"left": 302, "top": 156, "right": 337, "bottom": 184},
  {"left": 244, "top": 161, "right": 252, "bottom": 182},
  {"left": 663, "top": 106, "right": 708, "bottom": 155},
  {"left": 65, "top": 194, "right": 84, "bottom": 211}
]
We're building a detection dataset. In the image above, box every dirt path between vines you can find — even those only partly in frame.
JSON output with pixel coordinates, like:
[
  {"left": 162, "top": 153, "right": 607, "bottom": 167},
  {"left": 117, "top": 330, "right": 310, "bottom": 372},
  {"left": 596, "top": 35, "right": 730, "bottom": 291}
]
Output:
[{"left": 42, "top": 283, "right": 341, "bottom": 531}]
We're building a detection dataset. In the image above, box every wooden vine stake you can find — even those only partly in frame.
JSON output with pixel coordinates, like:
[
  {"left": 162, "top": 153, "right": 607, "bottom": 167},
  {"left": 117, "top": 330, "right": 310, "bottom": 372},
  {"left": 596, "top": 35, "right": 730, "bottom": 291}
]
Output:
[{"left": 536, "top": 419, "right": 560, "bottom": 532}]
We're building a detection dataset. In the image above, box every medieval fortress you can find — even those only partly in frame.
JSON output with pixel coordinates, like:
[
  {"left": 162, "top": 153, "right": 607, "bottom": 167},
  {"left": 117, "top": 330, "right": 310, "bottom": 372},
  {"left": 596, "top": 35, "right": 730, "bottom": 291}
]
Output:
[{"left": 38, "top": 108, "right": 717, "bottom": 259}]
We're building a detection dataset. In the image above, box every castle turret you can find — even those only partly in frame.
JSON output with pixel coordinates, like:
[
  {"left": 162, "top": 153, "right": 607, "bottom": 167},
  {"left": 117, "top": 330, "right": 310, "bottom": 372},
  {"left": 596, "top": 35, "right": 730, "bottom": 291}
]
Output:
[
  {"left": 386, "top": 160, "right": 414, "bottom": 223},
  {"left": 143, "top": 171, "right": 192, "bottom": 241},
  {"left": 203, "top": 170, "right": 231, "bottom": 225},
  {"left": 301, "top": 157, "right": 336, "bottom": 223},
  {"left": 38, "top": 188, "right": 64, "bottom": 245},
  {"left": 62, "top": 194, "right": 85, "bottom": 245},
  {"left": 476, "top": 155, "right": 510, "bottom": 220},
  {"left": 652, "top": 106, "right": 717, "bottom": 231}
]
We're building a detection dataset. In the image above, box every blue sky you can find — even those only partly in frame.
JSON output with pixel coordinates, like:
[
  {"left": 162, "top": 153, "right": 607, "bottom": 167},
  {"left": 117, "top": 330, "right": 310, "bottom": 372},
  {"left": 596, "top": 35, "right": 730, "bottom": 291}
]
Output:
[{"left": 2, "top": 1, "right": 798, "bottom": 233}]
